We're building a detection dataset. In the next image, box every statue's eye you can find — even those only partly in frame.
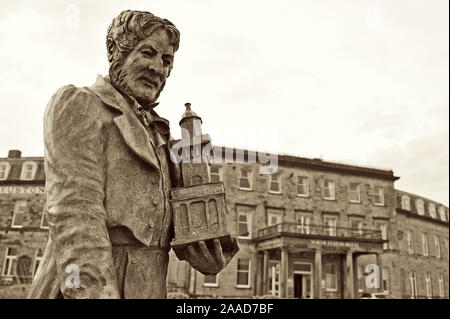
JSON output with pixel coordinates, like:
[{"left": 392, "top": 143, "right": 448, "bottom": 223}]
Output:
[
  {"left": 163, "top": 59, "right": 171, "bottom": 67},
  {"left": 141, "top": 50, "right": 155, "bottom": 57}
]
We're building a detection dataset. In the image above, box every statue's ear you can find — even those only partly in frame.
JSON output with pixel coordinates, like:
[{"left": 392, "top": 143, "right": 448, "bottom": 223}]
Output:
[{"left": 106, "top": 38, "right": 115, "bottom": 63}]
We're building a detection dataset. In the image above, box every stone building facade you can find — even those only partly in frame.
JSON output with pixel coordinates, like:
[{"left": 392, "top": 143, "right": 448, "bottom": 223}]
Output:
[{"left": 0, "top": 149, "right": 448, "bottom": 299}]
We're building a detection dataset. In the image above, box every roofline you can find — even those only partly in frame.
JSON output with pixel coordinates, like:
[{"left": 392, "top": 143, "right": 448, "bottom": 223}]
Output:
[{"left": 395, "top": 189, "right": 449, "bottom": 209}]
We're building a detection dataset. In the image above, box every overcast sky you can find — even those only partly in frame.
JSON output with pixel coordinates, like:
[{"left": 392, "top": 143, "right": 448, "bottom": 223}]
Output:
[{"left": 0, "top": 0, "right": 448, "bottom": 205}]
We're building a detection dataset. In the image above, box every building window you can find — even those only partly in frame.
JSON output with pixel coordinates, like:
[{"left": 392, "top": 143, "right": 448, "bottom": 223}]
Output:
[
  {"left": 382, "top": 267, "right": 390, "bottom": 292},
  {"left": 203, "top": 274, "right": 219, "bottom": 287},
  {"left": 236, "top": 259, "right": 251, "bottom": 288},
  {"left": 268, "top": 261, "right": 280, "bottom": 297},
  {"left": 297, "top": 176, "right": 309, "bottom": 197},
  {"left": 0, "top": 162, "right": 11, "bottom": 180},
  {"left": 350, "top": 218, "right": 363, "bottom": 236},
  {"left": 375, "top": 221, "right": 388, "bottom": 249},
  {"left": 40, "top": 205, "right": 49, "bottom": 229},
  {"left": 20, "top": 161, "right": 38, "bottom": 181},
  {"left": 210, "top": 166, "right": 222, "bottom": 183},
  {"left": 237, "top": 206, "right": 252, "bottom": 239},
  {"left": 357, "top": 266, "right": 364, "bottom": 292},
  {"left": 428, "top": 203, "right": 437, "bottom": 218},
  {"left": 267, "top": 209, "right": 283, "bottom": 226},
  {"left": 32, "top": 249, "right": 44, "bottom": 278},
  {"left": 2, "top": 247, "right": 18, "bottom": 276},
  {"left": 406, "top": 230, "right": 414, "bottom": 254},
  {"left": 269, "top": 173, "right": 281, "bottom": 194},
  {"left": 438, "top": 207, "right": 447, "bottom": 222},
  {"left": 401, "top": 195, "right": 411, "bottom": 211},
  {"left": 295, "top": 212, "right": 311, "bottom": 234},
  {"left": 324, "top": 216, "right": 337, "bottom": 236},
  {"left": 416, "top": 199, "right": 425, "bottom": 216},
  {"left": 422, "top": 233, "right": 429, "bottom": 256},
  {"left": 445, "top": 239, "right": 449, "bottom": 260},
  {"left": 438, "top": 273, "right": 445, "bottom": 297},
  {"left": 425, "top": 272, "right": 433, "bottom": 299},
  {"left": 435, "top": 236, "right": 441, "bottom": 258},
  {"left": 325, "top": 263, "right": 338, "bottom": 292},
  {"left": 239, "top": 168, "right": 252, "bottom": 190},
  {"left": 12, "top": 199, "right": 27, "bottom": 228},
  {"left": 323, "top": 179, "right": 335, "bottom": 200},
  {"left": 348, "top": 183, "right": 360, "bottom": 203},
  {"left": 409, "top": 272, "right": 418, "bottom": 299},
  {"left": 373, "top": 186, "right": 384, "bottom": 206}
]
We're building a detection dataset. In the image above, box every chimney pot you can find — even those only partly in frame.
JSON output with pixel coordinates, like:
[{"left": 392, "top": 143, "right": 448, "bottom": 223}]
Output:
[{"left": 8, "top": 150, "right": 21, "bottom": 158}]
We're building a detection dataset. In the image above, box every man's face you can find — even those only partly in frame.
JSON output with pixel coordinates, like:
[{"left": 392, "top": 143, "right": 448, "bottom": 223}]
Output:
[{"left": 119, "top": 28, "right": 175, "bottom": 104}]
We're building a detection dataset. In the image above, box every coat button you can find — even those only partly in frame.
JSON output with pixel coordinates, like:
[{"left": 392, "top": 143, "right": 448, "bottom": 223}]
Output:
[{"left": 148, "top": 220, "right": 155, "bottom": 228}]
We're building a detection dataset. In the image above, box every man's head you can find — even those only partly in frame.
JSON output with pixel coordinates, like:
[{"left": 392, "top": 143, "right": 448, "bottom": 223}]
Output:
[{"left": 106, "top": 10, "right": 180, "bottom": 105}]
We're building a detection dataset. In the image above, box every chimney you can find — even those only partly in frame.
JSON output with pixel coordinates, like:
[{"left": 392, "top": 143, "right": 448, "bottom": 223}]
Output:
[{"left": 8, "top": 150, "right": 21, "bottom": 158}]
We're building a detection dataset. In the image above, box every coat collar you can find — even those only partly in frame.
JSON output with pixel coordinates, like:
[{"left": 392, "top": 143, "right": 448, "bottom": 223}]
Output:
[{"left": 89, "top": 74, "right": 161, "bottom": 169}]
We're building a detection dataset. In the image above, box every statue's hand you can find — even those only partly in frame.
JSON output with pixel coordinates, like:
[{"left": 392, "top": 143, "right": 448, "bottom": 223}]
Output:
[{"left": 182, "top": 238, "right": 239, "bottom": 275}]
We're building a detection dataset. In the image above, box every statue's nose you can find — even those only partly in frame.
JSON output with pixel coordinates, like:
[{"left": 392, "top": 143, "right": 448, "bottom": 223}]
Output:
[{"left": 149, "top": 57, "right": 164, "bottom": 76}]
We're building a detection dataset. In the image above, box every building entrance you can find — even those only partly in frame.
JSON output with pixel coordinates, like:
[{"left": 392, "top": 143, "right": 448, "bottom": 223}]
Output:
[{"left": 293, "top": 262, "right": 313, "bottom": 299}]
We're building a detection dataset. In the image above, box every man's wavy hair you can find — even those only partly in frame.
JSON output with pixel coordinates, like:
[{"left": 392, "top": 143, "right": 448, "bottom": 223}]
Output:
[{"left": 106, "top": 10, "right": 180, "bottom": 101}]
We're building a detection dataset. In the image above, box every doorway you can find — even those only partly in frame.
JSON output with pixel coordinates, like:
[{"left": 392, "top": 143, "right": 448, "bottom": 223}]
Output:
[{"left": 293, "top": 262, "right": 313, "bottom": 299}]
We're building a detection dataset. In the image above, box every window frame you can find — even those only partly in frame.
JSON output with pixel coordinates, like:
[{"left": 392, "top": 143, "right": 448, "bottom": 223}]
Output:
[
  {"left": 296, "top": 176, "right": 309, "bottom": 197},
  {"left": 203, "top": 273, "right": 219, "bottom": 288},
  {"left": 2, "top": 247, "right": 17, "bottom": 277},
  {"left": 434, "top": 235, "right": 441, "bottom": 258},
  {"left": 324, "top": 216, "right": 338, "bottom": 236},
  {"left": 236, "top": 258, "right": 251, "bottom": 288},
  {"left": 382, "top": 267, "right": 390, "bottom": 293},
  {"left": 20, "top": 161, "right": 38, "bottom": 181},
  {"left": 401, "top": 195, "right": 411, "bottom": 211},
  {"left": 239, "top": 168, "right": 253, "bottom": 191},
  {"left": 416, "top": 199, "right": 425, "bottom": 216},
  {"left": 425, "top": 272, "right": 432, "bottom": 299},
  {"left": 422, "top": 232, "right": 429, "bottom": 256},
  {"left": 406, "top": 230, "right": 414, "bottom": 254},
  {"left": 409, "top": 271, "right": 418, "bottom": 299},
  {"left": 325, "top": 263, "right": 338, "bottom": 292},
  {"left": 0, "top": 162, "right": 11, "bottom": 181},
  {"left": 268, "top": 172, "right": 282, "bottom": 194},
  {"left": 428, "top": 203, "right": 437, "bottom": 219},
  {"left": 209, "top": 165, "right": 223, "bottom": 183},
  {"left": 295, "top": 212, "right": 311, "bottom": 234},
  {"left": 11, "top": 199, "right": 27, "bottom": 229},
  {"left": 267, "top": 210, "right": 283, "bottom": 226},
  {"left": 438, "top": 273, "right": 445, "bottom": 297},
  {"left": 438, "top": 207, "right": 447, "bottom": 222},
  {"left": 373, "top": 186, "right": 384, "bottom": 206},
  {"left": 323, "top": 179, "right": 336, "bottom": 200},
  {"left": 349, "top": 218, "right": 363, "bottom": 236},
  {"left": 237, "top": 206, "right": 252, "bottom": 239},
  {"left": 348, "top": 183, "right": 361, "bottom": 203}
]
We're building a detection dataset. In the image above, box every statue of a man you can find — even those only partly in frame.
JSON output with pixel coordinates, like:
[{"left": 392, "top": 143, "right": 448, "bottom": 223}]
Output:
[{"left": 27, "top": 10, "right": 239, "bottom": 299}]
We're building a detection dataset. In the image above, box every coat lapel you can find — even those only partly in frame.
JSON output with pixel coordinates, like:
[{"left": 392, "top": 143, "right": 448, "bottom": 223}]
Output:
[{"left": 89, "top": 75, "right": 160, "bottom": 169}]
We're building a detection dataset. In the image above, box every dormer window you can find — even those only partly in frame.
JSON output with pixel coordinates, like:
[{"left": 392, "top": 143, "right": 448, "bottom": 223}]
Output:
[
  {"left": 401, "top": 195, "right": 411, "bottom": 211},
  {"left": 416, "top": 199, "right": 425, "bottom": 216},
  {"left": 438, "top": 207, "right": 447, "bottom": 222},
  {"left": 20, "top": 161, "right": 38, "bottom": 181},
  {"left": 0, "top": 162, "right": 11, "bottom": 180},
  {"left": 428, "top": 203, "right": 437, "bottom": 219}
]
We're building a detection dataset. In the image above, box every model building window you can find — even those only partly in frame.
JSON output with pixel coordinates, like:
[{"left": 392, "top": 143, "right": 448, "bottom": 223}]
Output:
[
  {"left": 373, "top": 186, "right": 384, "bottom": 205},
  {"left": 210, "top": 166, "right": 222, "bottom": 183},
  {"left": 269, "top": 173, "right": 281, "bottom": 194},
  {"left": 0, "top": 162, "right": 11, "bottom": 180},
  {"left": 409, "top": 272, "right": 418, "bottom": 299},
  {"left": 428, "top": 203, "right": 437, "bottom": 218},
  {"left": 438, "top": 207, "right": 447, "bottom": 222},
  {"left": 236, "top": 259, "right": 251, "bottom": 288},
  {"left": 325, "top": 263, "right": 338, "bottom": 291},
  {"left": 324, "top": 216, "right": 337, "bottom": 236},
  {"left": 2, "top": 247, "right": 18, "bottom": 276},
  {"left": 11, "top": 199, "right": 27, "bottom": 228},
  {"left": 406, "top": 230, "right": 414, "bottom": 254},
  {"left": 267, "top": 209, "right": 283, "bottom": 226},
  {"left": 33, "top": 249, "right": 44, "bottom": 278},
  {"left": 425, "top": 272, "right": 432, "bottom": 298},
  {"left": 237, "top": 206, "right": 252, "bottom": 239},
  {"left": 20, "top": 161, "right": 38, "bottom": 180},
  {"left": 382, "top": 267, "right": 390, "bottom": 292},
  {"left": 416, "top": 199, "right": 425, "bottom": 216},
  {"left": 297, "top": 176, "right": 309, "bottom": 197},
  {"left": 239, "top": 168, "right": 252, "bottom": 190},
  {"left": 203, "top": 274, "right": 219, "bottom": 287},
  {"left": 438, "top": 273, "right": 445, "bottom": 297},
  {"left": 434, "top": 236, "right": 441, "bottom": 258},
  {"left": 295, "top": 212, "right": 311, "bottom": 234},
  {"left": 41, "top": 205, "right": 49, "bottom": 229},
  {"left": 350, "top": 218, "right": 363, "bottom": 236},
  {"left": 323, "top": 179, "right": 335, "bottom": 200},
  {"left": 422, "top": 232, "right": 429, "bottom": 256},
  {"left": 401, "top": 195, "right": 411, "bottom": 211},
  {"left": 348, "top": 183, "right": 360, "bottom": 203}
]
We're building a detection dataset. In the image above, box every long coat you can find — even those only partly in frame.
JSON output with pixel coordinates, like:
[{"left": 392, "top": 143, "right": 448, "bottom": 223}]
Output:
[{"left": 27, "top": 75, "right": 181, "bottom": 298}]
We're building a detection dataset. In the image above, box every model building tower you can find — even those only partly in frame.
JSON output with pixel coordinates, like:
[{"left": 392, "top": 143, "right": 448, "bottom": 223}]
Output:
[
  {"left": 179, "top": 102, "right": 211, "bottom": 186},
  {"left": 169, "top": 102, "right": 233, "bottom": 257}
]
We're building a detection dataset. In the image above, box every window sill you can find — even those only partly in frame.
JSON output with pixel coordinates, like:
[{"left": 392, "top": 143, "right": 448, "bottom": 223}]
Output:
[
  {"left": 325, "top": 288, "right": 338, "bottom": 292},
  {"left": 349, "top": 200, "right": 361, "bottom": 204},
  {"left": 323, "top": 198, "right": 336, "bottom": 201},
  {"left": 268, "top": 191, "right": 282, "bottom": 195},
  {"left": 239, "top": 188, "right": 253, "bottom": 192},
  {"left": 296, "top": 194, "right": 309, "bottom": 198},
  {"left": 11, "top": 225, "right": 23, "bottom": 229},
  {"left": 374, "top": 203, "right": 385, "bottom": 207},
  {"left": 203, "top": 284, "right": 219, "bottom": 288},
  {"left": 235, "top": 285, "right": 251, "bottom": 289}
]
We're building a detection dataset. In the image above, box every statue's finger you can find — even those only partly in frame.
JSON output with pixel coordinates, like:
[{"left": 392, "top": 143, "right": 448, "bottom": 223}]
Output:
[
  {"left": 213, "top": 239, "right": 226, "bottom": 268},
  {"left": 199, "top": 240, "right": 215, "bottom": 266},
  {"left": 188, "top": 244, "right": 199, "bottom": 259}
]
